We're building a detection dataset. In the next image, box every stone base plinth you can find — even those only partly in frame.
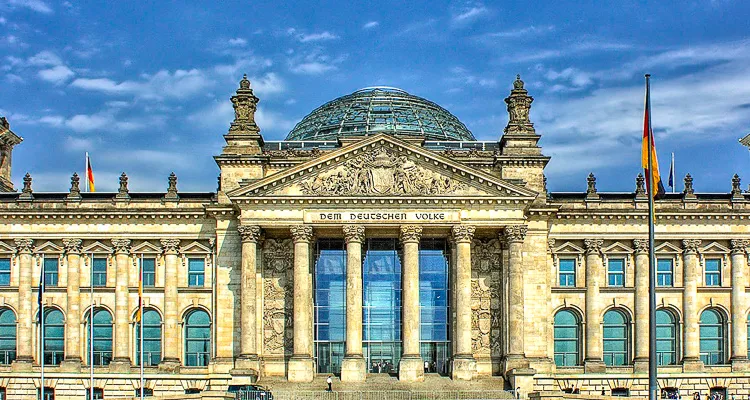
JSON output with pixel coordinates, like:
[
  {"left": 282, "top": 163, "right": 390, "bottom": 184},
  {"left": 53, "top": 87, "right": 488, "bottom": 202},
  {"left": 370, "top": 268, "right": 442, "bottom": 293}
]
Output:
[
  {"left": 398, "top": 355, "right": 424, "bottom": 382},
  {"left": 60, "top": 358, "right": 82, "bottom": 372},
  {"left": 731, "top": 357, "right": 749, "bottom": 372},
  {"left": 503, "top": 355, "right": 529, "bottom": 374},
  {"left": 341, "top": 356, "right": 366, "bottom": 382},
  {"left": 233, "top": 355, "right": 260, "bottom": 376},
  {"left": 11, "top": 358, "right": 33, "bottom": 372},
  {"left": 633, "top": 357, "right": 649, "bottom": 373},
  {"left": 682, "top": 358, "right": 703, "bottom": 372},
  {"left": 583, "top": 358, "right": 606, "bottom": 373},
  {"left": 109, "top": 358, "right": 132, "bottom": 373},
  {"left": 287, "top": 355, "right": 315, "bottom": 382},
  {"left": 507, "top": 367, "right": 536, "bottom": 399},
  {"left": 158, "top": 358, "right": 181, "bottom": 373},
  {"left": 451, "top": 355, "right": 476, "bottom": 381}
]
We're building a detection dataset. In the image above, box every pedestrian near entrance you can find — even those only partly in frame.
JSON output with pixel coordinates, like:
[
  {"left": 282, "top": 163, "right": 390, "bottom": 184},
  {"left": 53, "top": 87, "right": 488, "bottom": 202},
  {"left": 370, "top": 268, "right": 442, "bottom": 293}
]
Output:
[{"left": 326, "top": 375, "right": 332, "bottom": 392}]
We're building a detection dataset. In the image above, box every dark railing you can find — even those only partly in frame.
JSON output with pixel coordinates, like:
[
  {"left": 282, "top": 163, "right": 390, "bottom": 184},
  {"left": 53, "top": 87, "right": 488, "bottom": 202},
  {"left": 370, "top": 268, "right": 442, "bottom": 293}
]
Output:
[
  {"left": 701, "top": 351, "right": 725, "bottom": 365},
  {"left": 185, "top": 352, "right": 210, "bottom": 367},
  {"left": 136, "top": 351, "right": 161, "bottom": 366}
]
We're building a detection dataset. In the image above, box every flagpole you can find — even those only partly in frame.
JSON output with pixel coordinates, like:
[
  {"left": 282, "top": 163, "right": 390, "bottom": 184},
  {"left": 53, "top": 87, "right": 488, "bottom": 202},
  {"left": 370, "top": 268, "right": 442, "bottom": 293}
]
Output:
[
  {"left": 85, "top": 152, "right": 89, "bottom": 193},
  {"left": 139, "top": 255, "right": 144, "bottom": 400},
  {"left": 645, "top": 74, "right": 658, "bottom": 400},
  {"left": 671, "top": 153, "right": 675, "bottom": 194},
  {"left": 90, "top": 254, "right": 94, "bottom": 400},
  {"left": 40, "top": 255, "right": 45, "bottom": 400}
]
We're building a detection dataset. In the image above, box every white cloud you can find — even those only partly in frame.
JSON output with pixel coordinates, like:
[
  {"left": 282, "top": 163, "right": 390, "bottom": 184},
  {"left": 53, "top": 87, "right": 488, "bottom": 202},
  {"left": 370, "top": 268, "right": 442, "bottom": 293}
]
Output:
[
  {"left": 228, "top": 37, "right": 247, "bottom": 47},
  {"left": 363, "top": 21, "right": 379, "bottom": 30},
  {"left": 64, "top": 136, "right": 93, "bottom": 151},
  {"left": 188, "top": 100, "right": 295, "bottom": 136},
  {"left": 287, "top": 49, "right": 344, "bottom": 75},
  {"left": 447, "top": 66, "right": 497, "bottom": 90},
  {"left": 287, "top": 28, "right": 339, "bottom": 43},
  {"left": 38, "top": 115, "right": 64, "bottom": 126},
  {"left": 38, "top": 65, "right": 74, "bottom": 84},
  {"left": 543, "top": 67, "right": 593, "bottom": 92},
  {"left": 27, "top": 50, "right": 62, "bottom": 66},
  {"left": 35, "top": 111, "right": 147, "bottom": 132},
  {"left": 249, "top": 72, "right": 285, "bottom": 96},
  {"left": 289, "top": 62, "right": 335, "bottom": 75},
  {"left": 70, "top": 69, "right": 213, "bottom": 100},
  {"left": 451, "top": 3, "right": 489, "bottom": 26},
  {"left": 6, "top": 0, "right": 53, "bottom": 14},
  {"left": 5, "top": 73, "right": 24, "bottom": 83},
  {"left": 487, "top": 25, "right": 555, "bottom": 38},
  {"left": 0, "top": 17, "right": 6, "bottom": 24}
]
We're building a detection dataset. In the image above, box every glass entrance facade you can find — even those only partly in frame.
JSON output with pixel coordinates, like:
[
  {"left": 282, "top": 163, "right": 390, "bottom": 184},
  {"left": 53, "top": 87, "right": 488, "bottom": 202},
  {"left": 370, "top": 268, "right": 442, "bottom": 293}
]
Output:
[
  {"left": 313, "top": 239, "right": 346, "bottom": 374},
  {"left": 419, "top": 239, "right": 450, "bottom": 375}
]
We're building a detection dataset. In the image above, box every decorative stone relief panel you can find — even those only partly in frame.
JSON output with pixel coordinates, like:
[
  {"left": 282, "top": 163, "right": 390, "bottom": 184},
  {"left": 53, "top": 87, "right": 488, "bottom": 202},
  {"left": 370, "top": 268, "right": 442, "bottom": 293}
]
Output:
[
  {"left": 471, "top": 238, "right": 502, "bottom": 359},
  {"left": 262, "top": 238, "right": 294, "bottom": 356}
]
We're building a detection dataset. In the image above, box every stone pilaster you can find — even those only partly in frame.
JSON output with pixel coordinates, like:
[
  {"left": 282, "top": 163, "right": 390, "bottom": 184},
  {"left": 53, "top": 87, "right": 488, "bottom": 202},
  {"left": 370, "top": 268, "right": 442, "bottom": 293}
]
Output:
[
  {"left": 504, "top": 225, "right": 529, "bottom": 372},
  {"left": 159, "top": 239, "right": 180, "bottom": 371},
  {"left": 730, "top": 239, "right": 749, "bottom": 370},
  {"left": 61, "top": 238, "right": 83, "bottom": 371},
  {"left": 111, "top": 238, "right": 131, "bottom": 371},
  {"left": 236, "top": 225, "right": 261, "bottom": 372},
  {"left": 399, "top": 225, "right": 424, "bottom": 382},
  {"left": 632, "top": 239, "right": 649, "bottom": 372},
  {"left": 451, "top": 224, "right": 477, "bottom": 381},
  {"left": 341, "top": 224, "right": 366, "bottom": 382},
  {"left": 13, "top": 239, "right": 33, "bottom": 370},
  {"left": 682, "top": 239, "right": 703, "bottom": 371},
  {"left": 288, "top": 225, "right": 314, "bottom": 382},
  {"left": 583, "top": 239, "right": 605, "bottom": 372}
]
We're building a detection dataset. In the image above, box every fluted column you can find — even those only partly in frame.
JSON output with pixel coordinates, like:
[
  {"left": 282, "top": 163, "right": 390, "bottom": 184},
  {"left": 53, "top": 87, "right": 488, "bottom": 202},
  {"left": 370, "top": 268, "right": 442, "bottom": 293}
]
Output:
[
  {"left": 111, "top": 239, "right": 131, "bottom": 369},
  {"left": 160, "top": 239, "right": 180, "bottom": 369},
  {"left": 238, "top": 226, "right": 261, "bottom": 365},
  {"left": 14, "top": 239, "right": 33, "bottom": 367},
  {"left": 341, "top": 224, "right": 366, "bottom": 382},
  {"left": 62, "top": 239, "right": 83, "bottom": 370},
  {"left": 399, "top": 225, "right": 424, "bottom": 382},
  {"left": 451, "top": 225, "right": 477, "bottom": 380},
  {"left": 730, "top": 239, "right": 749, "bottom": 370},
  {"left": 505, "top": 225, "right": 528, "bottom": 360},
  {"left": 633, "top": 239, "right": 649, "bottom": 371},
  {"left": 682, "top": 239, "right": 702, "bottom": 370},
  {"left": 584, "top": 239, "right": 605, "bottom": 372},
  {"left": 288, "top": 225, "right": 314, "bottom": 382}
]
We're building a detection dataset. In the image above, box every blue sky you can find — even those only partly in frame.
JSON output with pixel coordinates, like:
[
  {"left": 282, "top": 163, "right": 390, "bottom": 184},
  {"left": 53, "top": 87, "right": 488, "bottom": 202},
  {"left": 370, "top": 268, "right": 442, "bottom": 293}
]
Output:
[{"left": 1, "top": 0, "right": 749, "bottom": 193}]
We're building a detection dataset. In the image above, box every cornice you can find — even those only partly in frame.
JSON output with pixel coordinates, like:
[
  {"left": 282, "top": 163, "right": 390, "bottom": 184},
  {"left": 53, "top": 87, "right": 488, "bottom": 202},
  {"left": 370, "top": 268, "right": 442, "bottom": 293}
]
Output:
[
  {"left": 554, "top": 211, "right": 750, "bottom": 221},
  {"left": 204, "top": 204, "right": 239, "bottom": 220},
  {"left": 0, "top": 209, "right": 209, "bottom": 221},
  {"left": 233, "top": 196, "right": 532, "bottom": 207}
]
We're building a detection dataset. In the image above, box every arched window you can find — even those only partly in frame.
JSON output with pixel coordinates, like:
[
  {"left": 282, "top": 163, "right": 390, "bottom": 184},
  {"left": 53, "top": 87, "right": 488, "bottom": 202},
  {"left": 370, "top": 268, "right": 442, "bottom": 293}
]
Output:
[
  {"left": 87, "top": 308, "right": 113, "bottom": 366},
  {"left": 0, "top": 308, "right": 16, "bottom": 364},
  {"left": 135, "top": 309, "right": 162, "bottom": 366},
  {"left": 184, "top": 309, "right": 210, "bottom": 366},
  {"left": 553, "top": 310, "right": 580, "bottom": 366},
  {"left": 603, "top": 309, "right": 629, "bottom": 366},
  {"left": 700, "top": 309, "right": 726, "bottom": 365},
  {"left": 43, "top": 308, "right": 64, "bottom": 365},
  {"left": 656, "top": 309, "right": 677, "bottom": 365}
]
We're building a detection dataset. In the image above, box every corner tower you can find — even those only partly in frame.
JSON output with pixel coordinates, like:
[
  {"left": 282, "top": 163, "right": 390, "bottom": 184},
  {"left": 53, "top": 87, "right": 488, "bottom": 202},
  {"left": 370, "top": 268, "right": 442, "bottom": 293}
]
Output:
[{"left": 0, "top": 117, "right": 23, "bottom": 192}]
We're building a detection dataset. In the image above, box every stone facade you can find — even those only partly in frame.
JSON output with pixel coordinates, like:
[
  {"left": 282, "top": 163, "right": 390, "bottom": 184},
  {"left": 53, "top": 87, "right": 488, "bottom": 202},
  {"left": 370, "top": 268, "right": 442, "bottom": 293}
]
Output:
[{"left": 0, "top": 76, "right": 747, "bottom": 399}]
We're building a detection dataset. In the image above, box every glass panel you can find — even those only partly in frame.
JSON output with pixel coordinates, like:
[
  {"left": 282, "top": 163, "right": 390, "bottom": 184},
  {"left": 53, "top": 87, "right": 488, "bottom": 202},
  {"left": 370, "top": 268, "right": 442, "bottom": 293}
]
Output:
[
  {"left": 43, "top": 258, "right": 58, "bottom": 287},
  {"left": 0, "top": 258, "right": 10, "bottom": 286},
  {"left": 705, "top": 259, "right": 721, "bottom": 286},
  {"left": 135, "top": 309, "right": 162, "bottom": 366},
  {"left": 0, "top": 309, "right": 16, "bottom": 364},
  {"left": 554, "top": 310, "right": 579, "bottom": 366},
  {"left": 92, "top": 258, "right": 107, "bottom": 287},
  {"left": 314, "top": 239, "right": 346, "bottom": 374},
  {"left": 142, "top": 258, "right": 156, "bottom": 287},
  {"left": 607, "top": 259, "right": 625, "bottom": 287},
  {"left": 558, "top": 259, "right": 576, "bottom": 287},
  {"left": 43, "top": 309, "right": 64, "bottom": 365},
  {"left": 603, "top": 310, "right": 629, "bottom": 366},
  {"left": 656, "top": 308, "right": 677, "bottom": 365},
  {"left": 700, "top": 309, "right": 725, "bottom": 365},
  {"left": 419, "top": 239, "right": 450, "bottom": 375},
  {"left": 88, "top": 308, "right": 112, "bottom": 366},
  {"left": 184, "top": 310, "right": 210, "bottom": 366},
  {"left": 188, "top": 259, "right": 205, "bottom": 287},
  {"left": 657, "top": 259, "right": 674, "bottom": 287}
]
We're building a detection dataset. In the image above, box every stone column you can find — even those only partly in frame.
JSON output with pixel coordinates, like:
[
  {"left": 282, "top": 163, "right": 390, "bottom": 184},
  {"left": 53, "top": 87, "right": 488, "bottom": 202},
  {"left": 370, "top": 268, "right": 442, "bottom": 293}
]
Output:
[
  {"left": 583, "top": 239, "right": 605, "bottom": 372},
  {"left": 341, "top": 224, "right": 366, "bottom": 382},
  {"left": 730, "top": 239, "right": 749, "bottom": 370},
  {"left": 111, "top": 239, "right": 131, "bottom": 371},
  {"left": 237, "top": 225, "right": 261, "bottom": 371},
  {"left": 503, "top": 225, "right": 529, "bottom": 373},
  {"left": 682, "top": 239, "right": 702, "bottom": 371},
  {"left": 13, "top": 239, "right": 33, "bottom": 370},
  {"left": 62, "top": 239, "right": 83, "bottom": 371},
  {"left": 451, "top": 225, "right": 477, "bottom": 380},
  {"left": 399, "top": 225, "right": 424, "bottom": 382},
  {"left": 160, "top": 239, "right": 180, "bottom": 370},
  {"left": 632, "top": 239, "right": 649, "bottom": 372},
  {"left": 288, "top": 225, "right": 314, "bottom": 382}
]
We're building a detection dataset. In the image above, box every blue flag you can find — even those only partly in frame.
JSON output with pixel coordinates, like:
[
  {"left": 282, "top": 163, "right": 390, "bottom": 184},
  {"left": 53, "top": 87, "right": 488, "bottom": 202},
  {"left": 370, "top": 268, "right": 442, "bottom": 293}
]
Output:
[{"left": 668, "top": 153, "right": 675, "bottom": 191}]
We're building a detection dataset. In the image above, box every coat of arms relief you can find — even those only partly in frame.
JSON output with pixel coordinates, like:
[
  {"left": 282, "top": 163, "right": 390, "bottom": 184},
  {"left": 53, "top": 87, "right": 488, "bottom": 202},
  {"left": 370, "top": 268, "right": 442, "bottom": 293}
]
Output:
[{"left": 299, "top": 147, "right": 468, "bottom": 196}]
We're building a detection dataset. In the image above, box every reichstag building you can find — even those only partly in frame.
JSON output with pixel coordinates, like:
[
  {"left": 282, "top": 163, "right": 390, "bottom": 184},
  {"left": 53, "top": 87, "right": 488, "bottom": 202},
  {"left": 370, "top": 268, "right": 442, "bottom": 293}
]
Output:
[{"left": 0, "top": 74, "right": 748, "bottom": 399}]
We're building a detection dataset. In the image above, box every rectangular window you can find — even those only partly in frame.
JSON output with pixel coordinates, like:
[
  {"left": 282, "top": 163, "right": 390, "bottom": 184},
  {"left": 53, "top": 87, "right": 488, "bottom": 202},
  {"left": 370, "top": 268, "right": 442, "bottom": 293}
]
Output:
[
  {"left": 558, "top": 259, "right": 576, "bottom": 287},
  {"left": 607, "top": 258, "right": 625, "bottom": 287},
  {"left": 705, "top": 258, "right": 721, "bottom": 286},
  {"left": 657, "top": 259, "right": 674, "bottom": 287},
  {"left": 43, "top": 258, "right": 58, "bottom": 287},
  {"left": 135, "top": 388, "right": 153, "bottom": 397},
  {"left": 141, "top": 258, "right": 156, "bottom": 287},
  {"left": 85, "top": 388, "right": 104, "bottom": 400},
  {"left": 187, "top": 258, "right": 205, "bottom": 287},
  {"left": 38, "top": 387, "right": 54, "bottom": 400},
  {"left": 0, "top": 258, "right": 9, "bottom": 286},
  {"left": 92, "top": 258, "right": 107, "bottom": 287}
]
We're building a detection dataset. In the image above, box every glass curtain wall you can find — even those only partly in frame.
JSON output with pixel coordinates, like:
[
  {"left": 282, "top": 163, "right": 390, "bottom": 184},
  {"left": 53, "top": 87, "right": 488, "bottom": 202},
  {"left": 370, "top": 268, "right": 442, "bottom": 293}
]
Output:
[
  {"left": 313, "top": 239, "right": 346, "bottom": 374},
  {"left": 419, "top": 239, "right": 450, "bottom": 375},
  {"left": 363, "top": 239, "right": 402, "bottom": 374}
]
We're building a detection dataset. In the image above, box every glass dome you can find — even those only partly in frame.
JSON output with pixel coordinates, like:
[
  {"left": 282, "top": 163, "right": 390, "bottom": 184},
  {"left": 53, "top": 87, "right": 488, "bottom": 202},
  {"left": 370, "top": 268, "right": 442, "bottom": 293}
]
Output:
[{"left": 285, "top": 87, "right": 476, "bottom": 141}]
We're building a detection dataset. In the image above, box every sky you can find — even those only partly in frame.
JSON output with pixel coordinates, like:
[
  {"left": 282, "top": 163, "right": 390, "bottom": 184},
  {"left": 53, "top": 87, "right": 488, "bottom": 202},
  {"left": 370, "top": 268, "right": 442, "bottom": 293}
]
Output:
[{"left": 1, "top": 0, "right": 750, "bottom": 193}]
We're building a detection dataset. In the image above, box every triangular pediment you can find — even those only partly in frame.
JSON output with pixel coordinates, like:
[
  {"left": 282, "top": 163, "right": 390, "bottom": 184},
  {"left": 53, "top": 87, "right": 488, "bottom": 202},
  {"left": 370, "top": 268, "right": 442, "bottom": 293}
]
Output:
[
  {"left": 131, "top": 241, "right": 162, "bottom": 254},
  {"left": 602, "top": 242, "right": 634, "bottom": 254},
  {"left": 553, "top": 242, "right": 585, "bottom": 254},
  {"left": 82, "top": 241, "right": 113, "bottom": 254},
  {"left": 701, "top": 241, "right": 730, "bottom": 254},
  {"left": 228, "top": 134, "right": 537, "bottom": 201},
  {"left": 0, "top": 241, "right": 15, "bottom": 254},
  {"left": 655, "top": 242, "right": 682, "bottom": 254},
  {"left": 35, "top": 241, "right": 63, "bottom": 253},
  {"left": 180, "top": 241, "right": 211, "bottom": 254}
]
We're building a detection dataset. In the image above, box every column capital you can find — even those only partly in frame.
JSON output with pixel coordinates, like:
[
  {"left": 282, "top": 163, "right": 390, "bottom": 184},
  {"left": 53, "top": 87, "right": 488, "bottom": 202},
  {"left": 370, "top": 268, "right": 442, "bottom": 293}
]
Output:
[
  {"left": 111, "top": 239, "right": 131, "bottom": 254},
  {"left": 160, "top": 239, "right": 180, "bottom": 254},
  {"left": 632, "top": 239, "right": 649, "bottom": 255},
  {"left": 731, "top": 239, "right": 749, "bottom": 255},
  {"left": 503, "top": 225, "right": 527, "bottom": 243},
  {"left": 584, "top": 239, "right": 604, "bottom": 255},
  {"left": 62, "top": 238, "right": 83, "bottom": 254},
  {"left": 682, "top": 239, "right": 702, "bottom": 254},
  {"left": 238, "top": 225, "right": 262, "bottom": 243},
  {"left": 399, "top": 225, "right": 423, "bottom": 243},
  {"left": 451, "top": 225, "right": 476, "bottom": 243},
  {"left": 343, "top": 225, "right": 365, "bottom": 244},
  {"left": 290, "top": 225, "right": 314, "bottom": 243},
  {"left": 14, "top": 238, "right": 33, "bottom": 254}
]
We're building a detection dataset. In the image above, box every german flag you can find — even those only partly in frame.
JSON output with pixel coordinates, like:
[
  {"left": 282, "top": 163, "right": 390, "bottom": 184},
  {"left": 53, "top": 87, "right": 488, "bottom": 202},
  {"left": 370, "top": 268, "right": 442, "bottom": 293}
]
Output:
[
  {"left": 86, "top": 153, "right": 95, "bottom": 192},
  {"left": 642, "top": 75, "right": 665, "bottom": 200}
]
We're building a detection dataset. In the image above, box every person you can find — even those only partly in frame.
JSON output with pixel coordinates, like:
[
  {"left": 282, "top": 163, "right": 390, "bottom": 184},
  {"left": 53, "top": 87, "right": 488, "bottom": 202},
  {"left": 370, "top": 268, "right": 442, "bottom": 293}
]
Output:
[{"left": 326, "top": 375, "right": 332, "bottom": 392}]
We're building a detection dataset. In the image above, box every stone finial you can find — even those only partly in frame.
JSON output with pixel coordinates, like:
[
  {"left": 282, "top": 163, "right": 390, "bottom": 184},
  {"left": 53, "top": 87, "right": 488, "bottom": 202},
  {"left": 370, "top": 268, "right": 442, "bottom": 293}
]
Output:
[
  {"left": 683, "top": 173, "right": 696, "bottom": 200},
  {"left": 238, "top": 225, "right": 262, "bottom": 243},
  {"left": 0, "top": 117, "right": 8, "bottom": 129},
  {"left": 682, "top": 239, "right": 702, "bottom": 254},
  {"left": 635, "top": 173, "right": 647, "bottom": 199},
  {"left": 163, "top": 172, "right": 179, "bottom": 201},
  {"left": 632, "top": 239, "right": 649, "bottom": 254},
  {"left": 503, "top": 74, "right": 535, "bottom": 135},
  {"left": 399, "top": 225, "right": 423, "bottom": 243},
  {"left": 229, "top": 74, "right": 260, "bottom": 136},
  {"left": 731, "top": 174, "right": 744, "bottom": 200},
  {"left": 290, "top": 225, "right": 314, "bottom": 243},
  {"left": 18, "top": 172, "right": 33, "bottom": 201},
  {"left": 343, "top": 225, "right": 365, "bottom": 243},
  {"left": 585, "top": 173, "right": 599, "bottom": 200},
  {"left": 67, "top": 172, "right": 82, "bottom": 200},
  {"left": 116, "top": 172, "right": 130, "bottom": 200},
  {"left": 584, "top": 239, "right": 604, "bottom": 255}
]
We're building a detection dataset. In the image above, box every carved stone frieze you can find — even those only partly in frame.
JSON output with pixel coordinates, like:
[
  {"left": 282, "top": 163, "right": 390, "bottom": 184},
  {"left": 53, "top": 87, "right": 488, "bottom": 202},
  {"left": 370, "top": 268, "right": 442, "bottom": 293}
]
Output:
[
  {"left": 470, "top": 238, "right": 502, "bottom": 359},
  {"left": 682, "top": 239, "right": 702, "bottom": 254},
  {"left": 399, "top": 225, "right": 423, "bottom": 243},
  {"left": 299, "top": 147, "right": 467, "bottom": 196},
  {"left": 342, "top": 225, "right": 365, "bottom": 244},
  {"left": 62, "top": 238, "right": 83, "bottom": 254},
  {"left": 262, "top": 238, "right": 294, "bottom": 355},
  {"left": 238, "top": 225, "right": 262, "bottom": 243}
]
